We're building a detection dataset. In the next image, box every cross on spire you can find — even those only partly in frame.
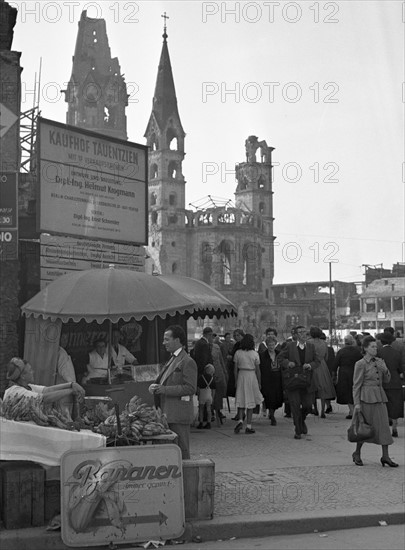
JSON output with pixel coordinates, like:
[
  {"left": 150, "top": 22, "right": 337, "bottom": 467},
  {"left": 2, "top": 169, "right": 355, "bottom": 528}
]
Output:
[{"left": 161, "top": 12, "right": 169, "bottom": 40}]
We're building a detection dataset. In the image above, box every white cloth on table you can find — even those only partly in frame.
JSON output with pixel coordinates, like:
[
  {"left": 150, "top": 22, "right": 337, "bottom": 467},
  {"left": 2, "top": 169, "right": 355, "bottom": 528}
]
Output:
[{"left": 0, "top": 419, "right": 106, "bottom": 466}]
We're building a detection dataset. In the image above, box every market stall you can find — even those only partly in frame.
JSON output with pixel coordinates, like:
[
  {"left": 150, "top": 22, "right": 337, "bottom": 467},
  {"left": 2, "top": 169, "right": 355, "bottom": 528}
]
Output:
[
  {"left": 20, "top": 267, "right": 237, "bottom": 407},
  {"left": 6, "top": 268, "right": 236, "bottom": 533}
]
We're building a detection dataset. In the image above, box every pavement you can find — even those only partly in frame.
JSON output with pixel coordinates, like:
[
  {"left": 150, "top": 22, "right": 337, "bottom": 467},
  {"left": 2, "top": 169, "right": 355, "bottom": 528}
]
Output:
[{"left": 1, "top": 401, "right": 404, "bottom": 549}]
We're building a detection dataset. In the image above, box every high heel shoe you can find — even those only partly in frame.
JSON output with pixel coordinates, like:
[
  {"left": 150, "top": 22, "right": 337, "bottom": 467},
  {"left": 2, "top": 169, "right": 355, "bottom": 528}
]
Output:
[
  {"left": 392, "top": 429, "right": 398, "bottom": 437},
  {"left": 352, "top": 452, "right": 363, "bottom": 466},
  {"left": 321, "top": 413, "right": 326, "bottom": 419},
  {"left": 380, "top": 457, "right": 398, "bottom": 468},
  {"left": 234, "top": 421, "right": 243, "bottom": 434}
]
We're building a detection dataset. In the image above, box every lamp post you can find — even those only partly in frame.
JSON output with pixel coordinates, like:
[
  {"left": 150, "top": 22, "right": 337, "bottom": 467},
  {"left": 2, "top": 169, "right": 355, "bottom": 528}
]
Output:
[{"left": 329, "top": 262, "right": 333, "bottom": 340}]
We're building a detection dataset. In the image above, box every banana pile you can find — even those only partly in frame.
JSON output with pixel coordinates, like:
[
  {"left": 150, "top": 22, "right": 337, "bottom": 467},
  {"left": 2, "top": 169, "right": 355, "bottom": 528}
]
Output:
[
  {"left": 92, "top": 395, "right": 171, "bottom": 444},
  {"left": 0, "top": 392, "right": 171, "bottom": 443},
  {"left": 1, "top": 393, "right": 77, "bottom": 430}
]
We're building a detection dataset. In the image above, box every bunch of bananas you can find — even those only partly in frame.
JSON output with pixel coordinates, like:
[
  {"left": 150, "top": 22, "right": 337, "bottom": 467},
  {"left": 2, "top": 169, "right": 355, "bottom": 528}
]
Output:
[
  {"left": 1, "top": 393, "right": 77, "bottom": 431},
  {"left": 91, "top": 395, "right": 171, "bottom": 444}
]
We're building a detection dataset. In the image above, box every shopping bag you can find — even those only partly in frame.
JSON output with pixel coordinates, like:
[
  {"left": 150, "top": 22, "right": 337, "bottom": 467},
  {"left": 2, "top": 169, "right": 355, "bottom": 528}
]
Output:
[
  {"left": 282, "top": 365, "right": 311, "bottom": 391},
  {"left": 347, "top": 409, "right": 375, "bottom": 442}
]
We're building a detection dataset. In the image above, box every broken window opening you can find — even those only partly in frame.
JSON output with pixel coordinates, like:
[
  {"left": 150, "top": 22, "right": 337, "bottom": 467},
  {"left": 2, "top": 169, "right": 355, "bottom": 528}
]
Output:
[
  {"left": 167, "top": 128, "right": 178, "bottom": 151},
  {"left": 168, "top": 161, "right": 177, "bottom": 179},
  {"left": 218, "top": 212, "right": 235, "bottom": 224},
  {"left": 219, "top": 240, "right": 232, "bottom": 286},
  {"left": 150, "top": 164, "right": 158, "bottom": 179}
]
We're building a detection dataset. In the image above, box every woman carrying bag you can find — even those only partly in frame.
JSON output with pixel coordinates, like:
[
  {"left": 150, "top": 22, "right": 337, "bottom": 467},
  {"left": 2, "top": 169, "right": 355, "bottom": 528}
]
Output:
[{"left": 351, "top": 336, "right": 398, "bottom": 467}]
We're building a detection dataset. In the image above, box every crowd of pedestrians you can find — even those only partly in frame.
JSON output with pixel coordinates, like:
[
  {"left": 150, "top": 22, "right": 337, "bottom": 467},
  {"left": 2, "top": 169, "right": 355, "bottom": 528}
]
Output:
[{"left": 190, "top": 324, "right": 404, "bottom": 465}]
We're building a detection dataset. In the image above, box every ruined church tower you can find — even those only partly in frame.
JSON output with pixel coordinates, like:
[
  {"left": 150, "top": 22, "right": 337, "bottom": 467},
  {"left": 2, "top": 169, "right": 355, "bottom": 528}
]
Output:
[
  {"left": 64, "top": 11, "right": 128, "bottom": 140},
  {"left": 144, "top": 24, "right": 186, "bottom": 275}
]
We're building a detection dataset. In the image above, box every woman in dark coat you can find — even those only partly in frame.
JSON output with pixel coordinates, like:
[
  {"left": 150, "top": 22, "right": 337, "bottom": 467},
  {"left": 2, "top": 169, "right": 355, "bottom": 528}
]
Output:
[
  {"left": 379, "top": 332, "right": 404, "bottom": 437},
  {"left": 333, "top": 335, "right": 363, "bottom": 419},
  {"left": 259, "top": 335, "right": 282, "bottom": 425}
]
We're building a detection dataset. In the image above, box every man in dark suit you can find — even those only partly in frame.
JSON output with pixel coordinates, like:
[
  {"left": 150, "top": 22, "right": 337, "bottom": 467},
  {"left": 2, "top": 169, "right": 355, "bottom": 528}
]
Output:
[
  {"left": 278, "top": 325, "right": 319, "bottom": 439},
  {"left": 149, "top": 325, "right": 197, "bottom": 459},
  {"left": 378, "top": 332, "right": 404, "bottom": 437}
]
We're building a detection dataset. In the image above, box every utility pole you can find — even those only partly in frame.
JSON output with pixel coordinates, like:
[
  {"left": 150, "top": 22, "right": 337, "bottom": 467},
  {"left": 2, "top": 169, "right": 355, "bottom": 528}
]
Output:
[{"left": 329, "top": 262, "right": 333, "bottom": 340}]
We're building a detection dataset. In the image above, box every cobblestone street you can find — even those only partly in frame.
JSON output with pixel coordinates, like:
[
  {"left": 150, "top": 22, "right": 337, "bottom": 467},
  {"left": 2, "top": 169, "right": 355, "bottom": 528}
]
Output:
[{"left": 190, "top": 403, "right": 404, "bottom": 519}]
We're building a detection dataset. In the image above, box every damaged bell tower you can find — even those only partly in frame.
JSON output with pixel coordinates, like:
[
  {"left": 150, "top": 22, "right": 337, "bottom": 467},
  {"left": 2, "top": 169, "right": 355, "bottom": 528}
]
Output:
[{"left": 64, "top": 10, "right": 128, "bottom": 140}]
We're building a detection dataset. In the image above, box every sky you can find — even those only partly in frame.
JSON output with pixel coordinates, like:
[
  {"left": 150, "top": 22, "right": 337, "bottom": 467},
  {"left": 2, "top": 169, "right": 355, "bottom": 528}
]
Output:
[{"left": 10, "top": 0, "right": 405, "bottom": 285}]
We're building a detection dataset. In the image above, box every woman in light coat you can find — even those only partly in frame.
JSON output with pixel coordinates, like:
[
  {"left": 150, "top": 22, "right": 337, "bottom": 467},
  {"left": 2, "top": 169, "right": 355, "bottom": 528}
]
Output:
[{"left": 352, "top": 336, "right": 398, "bottom": 467}]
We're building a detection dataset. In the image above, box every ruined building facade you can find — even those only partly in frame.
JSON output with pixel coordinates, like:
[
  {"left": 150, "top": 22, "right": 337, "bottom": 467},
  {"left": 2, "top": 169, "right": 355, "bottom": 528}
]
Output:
[
  {"left": 64, "top": 13, "right": 276, "bottom": 336},
  {"left": 65, "top": 11, "right": 128, "bottom": 141}
]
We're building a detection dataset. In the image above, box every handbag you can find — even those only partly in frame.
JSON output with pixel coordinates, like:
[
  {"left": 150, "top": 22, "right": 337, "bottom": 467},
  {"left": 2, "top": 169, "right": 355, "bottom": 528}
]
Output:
[
  {"left": 282, "top": 365, "right": 310, "bottom": 391},
  {"left": 347, "top": 409, "right": 375, "bottom": 442}
]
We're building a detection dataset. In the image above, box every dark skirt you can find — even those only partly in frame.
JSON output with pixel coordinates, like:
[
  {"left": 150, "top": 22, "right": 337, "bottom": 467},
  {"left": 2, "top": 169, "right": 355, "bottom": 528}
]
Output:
[
  {"left": 385, "top": 389, "right": 404, "bottom": 419},
  {"left": 360, "top": 402, "right": 393, "bottom": 445},
  {"left": 336, "top": 365, "right": 354, "bottom": 404},
  {"left": 261, "top": 370, "right": 284, "bottom": 411}
]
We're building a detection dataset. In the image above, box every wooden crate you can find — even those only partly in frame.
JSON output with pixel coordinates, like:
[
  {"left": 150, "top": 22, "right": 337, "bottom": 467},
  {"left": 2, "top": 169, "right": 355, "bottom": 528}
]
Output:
[
  {"left": 182, "top": 459, "right": 215, "bottom": 521},
  {"left": 44, "top": 479, "right": 61, "bottom": 521},
  {"left": 0, "top": 461, "right": 45, "bottom": 529}
]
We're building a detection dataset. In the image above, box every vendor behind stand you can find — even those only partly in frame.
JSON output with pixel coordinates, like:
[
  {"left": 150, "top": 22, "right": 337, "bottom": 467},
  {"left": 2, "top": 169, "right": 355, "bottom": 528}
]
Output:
[
  {"left": 4, "top": 357, "right": 85, "bottom": 403},
  {"left": 55, "top": 332, "right": 76, "bottom": 385},
  {"left": 111, "top": 330, "right": 138, "bottom": 374},
  {"left": 82, "top": 338, "right": 109, "bottom": 383}
]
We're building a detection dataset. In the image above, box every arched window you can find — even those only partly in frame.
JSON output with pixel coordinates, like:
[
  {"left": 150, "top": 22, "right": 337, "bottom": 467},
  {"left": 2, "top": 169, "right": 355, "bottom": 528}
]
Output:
[
  {"left": 151, "top": 211, "right": 158, "bottom": 224},
  {"left": 150, "top": 164, "right": 158, "bottom": 179},
  {"left": 259, "top": 202, "right": 265, "bottom": 214},
  {"left": 172, "top": 262, "right": 178, "bottom": 273},
  {"left": 242, "top": 242, "right": 257, "bottom": 287},
  {"left": 169, "top": 193, "right": 176, "bottom": 206},
  {"left": 168, "top": 161, "right": 177, "bottom": 179},
  {"left": 150, "top": 133, "right": 159, "bottom": 151},
  {"left": 167, "top": 128, "right": 178, "bottom": 150},
  {"left": 168, "top": 214, "right": 178, "bottom": 224},
  {"left": 258, "top": 175, "right": 265, "bottom": 189},
  {"left": 201, "top": 242, "right": 213, "bottom": 284},
  {"left": 219, "top": 240, "right": 232, "bottom": 286},
  {"left": 150, "top": 192, "right": 157, "bottom": 206}
]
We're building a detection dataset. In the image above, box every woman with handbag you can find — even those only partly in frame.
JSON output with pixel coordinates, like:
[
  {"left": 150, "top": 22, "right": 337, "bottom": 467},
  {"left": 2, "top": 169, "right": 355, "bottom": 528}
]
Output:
[{"left": 352, "top": 336, "right": 398, "bottom": 467}]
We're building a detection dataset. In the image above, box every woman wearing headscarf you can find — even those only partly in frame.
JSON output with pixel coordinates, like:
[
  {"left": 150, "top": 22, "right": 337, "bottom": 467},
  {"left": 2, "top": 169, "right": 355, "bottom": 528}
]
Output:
[{"left": 3, "top": 357, "right": 85, "bottom": 404}]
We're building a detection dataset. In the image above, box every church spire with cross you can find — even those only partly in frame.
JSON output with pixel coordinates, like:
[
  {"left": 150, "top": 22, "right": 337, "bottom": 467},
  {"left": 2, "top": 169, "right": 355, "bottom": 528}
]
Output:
[{"left": 144, "top": 14, "right": 187, "bottom": 277}]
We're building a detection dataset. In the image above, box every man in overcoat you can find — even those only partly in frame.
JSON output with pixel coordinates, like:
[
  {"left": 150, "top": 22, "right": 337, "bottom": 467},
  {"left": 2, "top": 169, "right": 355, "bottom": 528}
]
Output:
[
  {"left": 150, "top": 325, "right": 197, "bottom": 459},
  {"left": 278, "top": 326, "right": 319, "bottom": 439}
]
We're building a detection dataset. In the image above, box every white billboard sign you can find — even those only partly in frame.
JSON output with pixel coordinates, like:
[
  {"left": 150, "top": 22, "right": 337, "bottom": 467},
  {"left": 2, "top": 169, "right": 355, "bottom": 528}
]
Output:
[
  {"left": 61, "top": 445, "right": 185, "bottom": 547},
  {"left": 38, "top": 118, "right": 148, "bottom": 244}
]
